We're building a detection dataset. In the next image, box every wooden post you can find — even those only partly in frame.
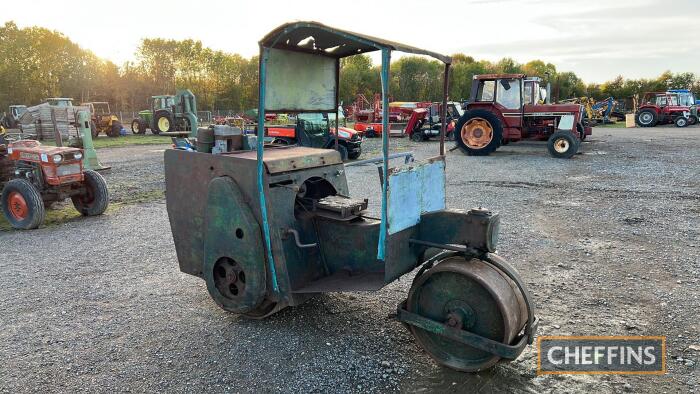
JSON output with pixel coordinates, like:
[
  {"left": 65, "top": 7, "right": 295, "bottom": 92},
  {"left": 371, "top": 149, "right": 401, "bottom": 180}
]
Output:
[{"left": 51, "top": 108, "right": 62, "bottom": 147}]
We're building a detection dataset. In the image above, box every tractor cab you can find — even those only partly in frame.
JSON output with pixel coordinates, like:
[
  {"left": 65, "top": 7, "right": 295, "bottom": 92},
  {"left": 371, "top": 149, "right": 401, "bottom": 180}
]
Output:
[
  {"left": 45, "top": 98, "right": 74, "bottom": 107},
  {"left": 87, "top": 102, "right": 112, "bottom": 115},
  {"left": 523, "top": 78, "right": 548, "bottom": 105},
  {"left": 668, "top": 89, "right": 698, "bottom": 125},
  {"left": 9, "top": 105, "right": 27, "bottom": 119},
  {"left": 152, "top": 95, "right": 176, "bottom": 111}
]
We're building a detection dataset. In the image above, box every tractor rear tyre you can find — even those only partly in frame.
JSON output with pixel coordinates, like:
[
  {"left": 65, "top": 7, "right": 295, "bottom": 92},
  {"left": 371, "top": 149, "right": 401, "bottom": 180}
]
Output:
[
  {"left": 636, "top": 110, "right": 657, "bottom": 127},
  {"left": 454, "top": 110, "right": 502, "bottom": 156},
  {"left": 1, "top": 178, "right": 45, "bottom": 230},
  {"left": 674, "top": 116, "right": 689, "bottom": 128},
  {"left": 108, "top": 122, "right": 121, "bottom": 138},
  {"left": 411, "top": 131, "right": 424, "bottom": 142},
  {"left": 72, "top": 170, "right": 109, "bottom": 216},
  {"left": 547, "top": 131, "right": 579, "bottom": 159},
  {"left": 689, "top": 115, "right": 698, "bottom": 126},
  {"left": 154, "top": 112, "right": 174, "bottom": 134}
]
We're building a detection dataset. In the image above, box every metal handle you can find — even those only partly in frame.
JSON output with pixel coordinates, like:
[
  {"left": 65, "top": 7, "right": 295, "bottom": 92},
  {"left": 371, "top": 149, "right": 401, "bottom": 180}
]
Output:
[{"left": 283, "top": 229, "right": 317, "bottom": 249}]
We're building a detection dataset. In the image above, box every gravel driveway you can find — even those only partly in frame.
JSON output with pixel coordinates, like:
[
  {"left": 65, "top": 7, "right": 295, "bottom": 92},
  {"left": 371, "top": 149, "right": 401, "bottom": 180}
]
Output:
[{"left": 1, "top": 127, "right": 698, "bottom": 393}]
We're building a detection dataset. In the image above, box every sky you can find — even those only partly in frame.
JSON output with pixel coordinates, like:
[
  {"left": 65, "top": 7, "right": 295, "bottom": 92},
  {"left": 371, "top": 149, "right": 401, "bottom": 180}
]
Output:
[{"left": 2, "top": 0, "right": 696, "bottom": 83}]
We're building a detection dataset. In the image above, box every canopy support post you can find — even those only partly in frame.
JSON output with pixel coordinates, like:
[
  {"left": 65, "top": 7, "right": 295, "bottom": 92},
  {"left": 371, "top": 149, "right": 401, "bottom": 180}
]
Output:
[
  {"left": 377, "top": 48, "right": 391, "bottom": 260},
  {"left": 440, "top": 63, "right": 451, "bottom": 156},
  {"left": 257, "top": 46, "right": 279, "bottom": 293}
]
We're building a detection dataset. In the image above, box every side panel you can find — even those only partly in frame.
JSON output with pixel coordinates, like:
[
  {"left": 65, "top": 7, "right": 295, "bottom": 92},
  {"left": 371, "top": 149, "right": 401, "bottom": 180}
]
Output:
[
  {"left": 387, "top": 158, "right": 446, "bottom": 235},
  {"left": 204, "top": 177, "right": 266, "bottom": 312}
]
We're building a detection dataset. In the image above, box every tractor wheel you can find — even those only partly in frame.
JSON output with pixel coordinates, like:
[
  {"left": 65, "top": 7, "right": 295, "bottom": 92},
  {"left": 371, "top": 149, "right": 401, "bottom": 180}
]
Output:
[
  {"left": 674, "top": 116, "right": 689, "bottom": 128},
  {"left": 1, "top": 178, "right": 45, "bottom": 230},
  {"left": 454, "top": 109, "right": 502, "bottom": 156},
  {"left": 348, "top": 145, "right": 362, "bottom": 160},
  {"left": 635, "top": 110, "right": 657, "bottom": 127},
  {"left": 547, "top": 131, "right": 579, "bottom": 159},
  {"left": 411, "top": 130, "right": 424, "bottom": 142},
  {"left": 689, "top": 115, "right": 698, "bottom": 126},
  {"left": 90, "top": 121, "right": 99, "bottom": 138},
  {"left": 154, "top": 112, "right": 174, "bottom": 134},
  {"left": 365, "top": 128, "right": 376, "bottom": 138},
  {"left": 72, "top": 170, "right": 109, "bottom": 216},
  {"left": 108, "top": 122, "right": 122, "bottom": 138},
  {"left": 131, "top": 119, "right": 146, "bottom": 134},
  {"left": 405, "top": 256, "right": 528, "bottom": 372}
]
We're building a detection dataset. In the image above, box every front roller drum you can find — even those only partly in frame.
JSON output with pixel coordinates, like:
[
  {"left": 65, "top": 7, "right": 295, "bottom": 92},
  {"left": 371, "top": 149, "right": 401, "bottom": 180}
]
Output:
[{"left": 402, "top": 256, "right": 531, "bottom": 372}]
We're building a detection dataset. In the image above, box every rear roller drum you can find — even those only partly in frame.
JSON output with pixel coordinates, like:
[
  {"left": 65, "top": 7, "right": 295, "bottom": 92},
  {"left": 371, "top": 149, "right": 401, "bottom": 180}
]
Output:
[{"left": 405, "top": 256, "right": 528, "bottom": 372}]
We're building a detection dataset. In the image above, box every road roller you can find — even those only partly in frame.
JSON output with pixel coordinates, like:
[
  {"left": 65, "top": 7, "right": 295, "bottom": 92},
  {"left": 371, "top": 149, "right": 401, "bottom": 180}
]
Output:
[{"left": 164, "top": 21, "right": 538, "bottom": 371}]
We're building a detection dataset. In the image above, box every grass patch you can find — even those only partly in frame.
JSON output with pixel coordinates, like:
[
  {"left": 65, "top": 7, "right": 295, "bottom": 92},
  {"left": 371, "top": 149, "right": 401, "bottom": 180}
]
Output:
[
  {"left": 40, "top": 134, "right": 172, "bottom": 149},
  {"left": 92, "top": 135, "right": 172, "bottom": 149},
  {"left": 0, "top": 203, "right": 82, "bottom": 231}
]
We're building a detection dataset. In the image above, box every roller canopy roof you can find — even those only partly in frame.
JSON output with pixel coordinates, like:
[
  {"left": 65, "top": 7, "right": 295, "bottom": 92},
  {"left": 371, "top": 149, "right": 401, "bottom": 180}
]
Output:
[{"left": 260, "top": 21, "right": 452, "bottom": 64}]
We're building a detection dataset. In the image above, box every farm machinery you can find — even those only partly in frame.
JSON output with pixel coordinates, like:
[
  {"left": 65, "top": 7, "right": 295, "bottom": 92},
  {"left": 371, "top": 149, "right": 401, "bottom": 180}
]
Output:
[
  {"left": 405, "top": 101, "right": 463, "bottom": 141},
  {"left": 635, "top": 92, "right": 691, "bottom": 127},
  {"left": 0, "top": 112, "right": 109, "bottom": 229},
  {"left": 131, "top": 90, "right": 198, "bottom": 136},
  {"left": 164, "top": 21, "right": 537, "bottom": 372},
  {"left": 1, "top": 105, "right": 28, "bottom": 129},
  {"left": 266, "top": 112, "right": 363, "bottom": 160},
  {"left": 81, "top": 102, "right": 122, "bottom": 138},
  {"left": 456, "top": 74, "right": 591, "bottom": 158},
  {"left": 668, "top": 89, "right": 697, "bottom": 125}
]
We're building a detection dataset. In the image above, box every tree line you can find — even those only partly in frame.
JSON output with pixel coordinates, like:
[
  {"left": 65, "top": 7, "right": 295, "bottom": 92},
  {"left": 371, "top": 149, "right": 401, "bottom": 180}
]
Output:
[{"left": 1, "top": 21, "right": 698, "bottom": 114}]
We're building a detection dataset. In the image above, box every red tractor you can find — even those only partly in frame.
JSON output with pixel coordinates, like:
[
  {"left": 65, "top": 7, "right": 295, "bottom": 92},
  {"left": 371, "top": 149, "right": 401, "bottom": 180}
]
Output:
[
  {"left": 456, "top": 74, "right": 591, "bottom": 158},
  {"left": 0, "top": 140, "right": 109, "bottom": 229},
  {"left": 635, "top": 92, "right": 691, "bottom": 128}
]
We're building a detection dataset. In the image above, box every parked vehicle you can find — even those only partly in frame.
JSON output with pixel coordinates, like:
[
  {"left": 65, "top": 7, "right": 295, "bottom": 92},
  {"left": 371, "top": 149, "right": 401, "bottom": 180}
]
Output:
[
  {"left": 266, "top": 112, "right": 363, "bottom": 160},
  {"left": 0, "top": 140, "right": 108, "bottom": 229},
  {"left": 131, "top": 90, "right": 198, "bottom": 136},
  {"left": 405, "top": 101, "right": 463, "bottom": 141},
  {"left": 457, "top": 74, "right": 591, "bottom": 158},
  {"left": 668, "top": 89, "right": 697, "bottom": 125},
  {"left": 1, "top": 105, "right": 28, "bottom": 129},
  {"left": 81, "top": 101, "right": 122, "bottom": 137},
  {"left": 635, "top": 92, "right": 690, "bottom": 128}
]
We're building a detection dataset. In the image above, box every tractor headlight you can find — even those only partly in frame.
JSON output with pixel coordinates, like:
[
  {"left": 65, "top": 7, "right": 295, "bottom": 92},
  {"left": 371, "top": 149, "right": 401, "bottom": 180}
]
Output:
[
  {"left": 486, "top": 215, "right": 500, "bottom": 252},
  {"left": 73, "top": 152, "right": 83, "bottom": 160},
  {"left": 52, "top": 154, "right": 63, "bottom": 163},
  {"left": 469, "top": 208, "right": 500, "bottom": 252}
]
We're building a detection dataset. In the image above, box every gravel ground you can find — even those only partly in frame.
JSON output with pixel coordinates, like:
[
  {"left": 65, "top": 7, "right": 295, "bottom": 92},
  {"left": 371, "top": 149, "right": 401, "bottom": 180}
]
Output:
[{"left": 1, "top": 127, "right": 698, "bottom": 393}]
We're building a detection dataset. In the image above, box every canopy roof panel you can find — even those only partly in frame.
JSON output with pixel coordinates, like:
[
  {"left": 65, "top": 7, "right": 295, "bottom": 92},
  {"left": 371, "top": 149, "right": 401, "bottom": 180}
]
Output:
[{"left": 260, "top": 21, "right": 451, "bottom": 64}]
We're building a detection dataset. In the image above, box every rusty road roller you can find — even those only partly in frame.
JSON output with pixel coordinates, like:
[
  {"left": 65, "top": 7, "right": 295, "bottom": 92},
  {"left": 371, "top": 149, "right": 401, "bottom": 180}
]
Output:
[{"left": 164, "top": 21, "right": 538, "bottom": 372}]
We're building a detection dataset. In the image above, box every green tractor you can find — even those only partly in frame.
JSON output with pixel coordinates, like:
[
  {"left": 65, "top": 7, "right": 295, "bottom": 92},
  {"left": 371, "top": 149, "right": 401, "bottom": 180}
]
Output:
[{"left": 131, "top": 89, "right": 198, "bottom": 136}]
